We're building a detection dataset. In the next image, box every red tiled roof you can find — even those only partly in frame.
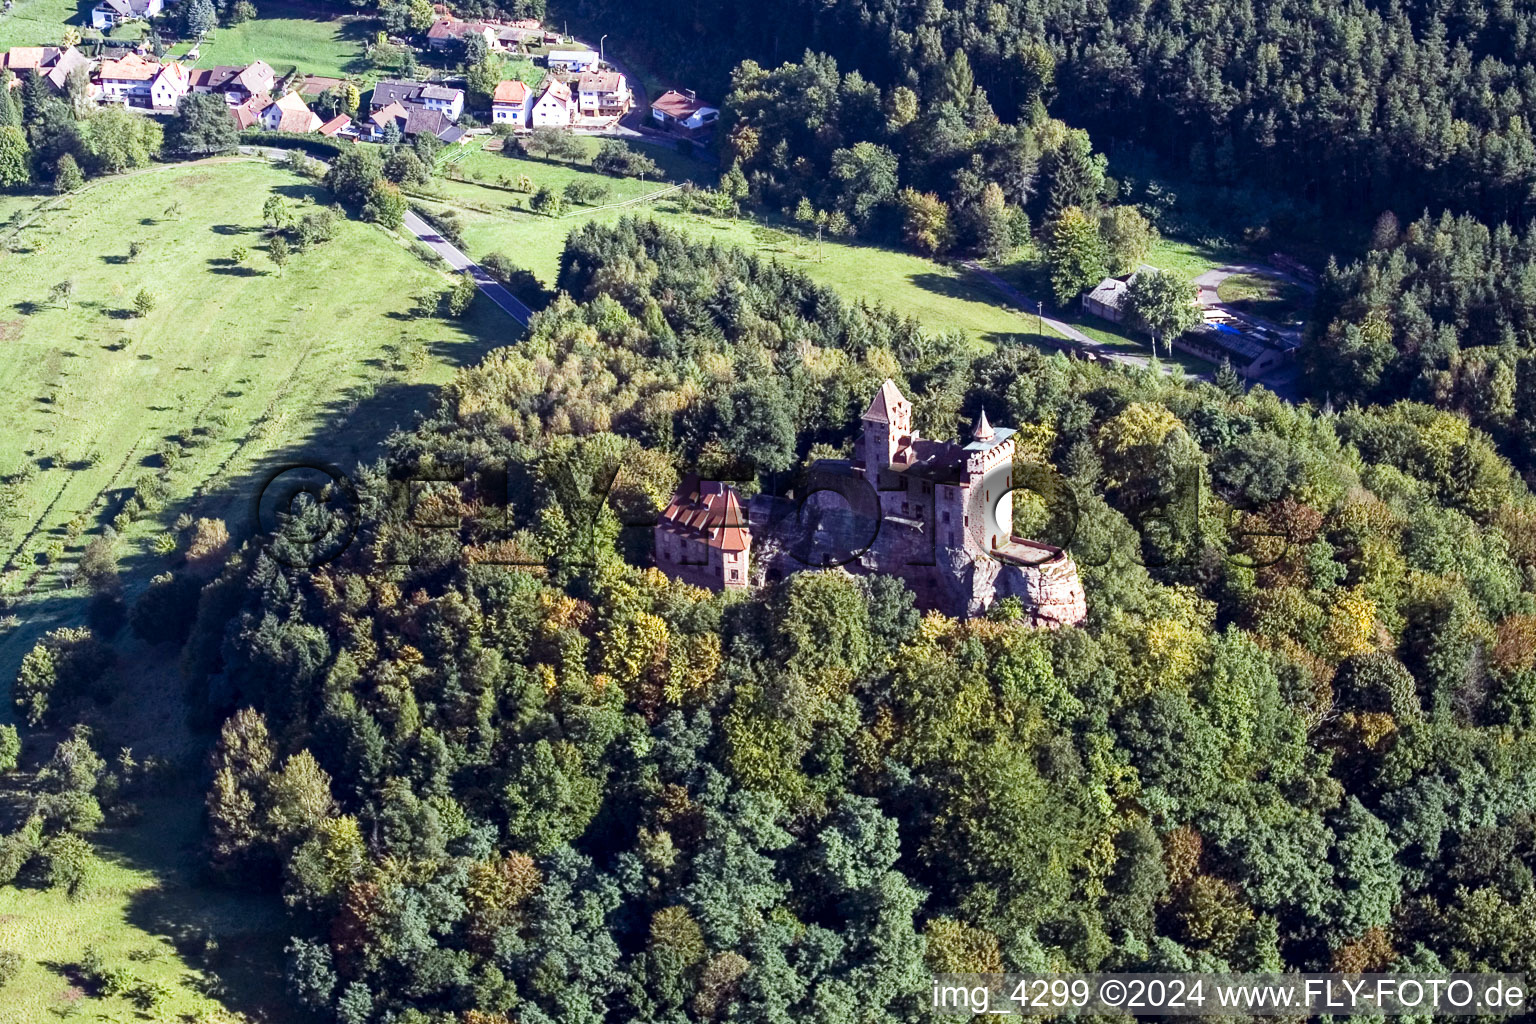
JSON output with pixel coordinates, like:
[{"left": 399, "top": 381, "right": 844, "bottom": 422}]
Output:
[
  {"left": 659, "top": 478, "right": 750, "bottom": 552},
  {"left": 98, "top": 53, "right": 161, "bottom": 81},
  {"left": 862, "top": 378, "right": 906, "bottom": 424},
  {"left": 492, "top": 79, "right": 527, "bottom": 104},
  {"left": 651, "top": 88, "right": 712, "bottom": 119},
  {"left": 578, "top": 70, "right": 624, "bottom": 93},
  {"left": 317, "top": 114, "right": 350, "bottom": 136},
  {"left": 537, "top": 76, "right": 570, "bottom": 103}
]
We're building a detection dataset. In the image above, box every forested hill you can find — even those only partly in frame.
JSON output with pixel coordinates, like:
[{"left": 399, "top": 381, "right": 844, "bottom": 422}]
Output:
[
  {"left": 153, "top": 219, "right": 1536, "bottom": 1022},
  {"left": 567, "top": 0, "right": 1536, "bottom": 221}
]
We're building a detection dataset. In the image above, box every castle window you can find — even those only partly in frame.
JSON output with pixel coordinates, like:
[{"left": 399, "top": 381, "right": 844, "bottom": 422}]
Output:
[
  {"left": 730, "top": 570, "right": 739, "bottom": 581},
  {"left": 942, "top": 511, "right": 950, "bottom": 524},
  {"left": 902, "top": 502, "right": 909, "bottom": 514},
  {"left": 948, "top": 532, "right": 955, "bottom": 546}
]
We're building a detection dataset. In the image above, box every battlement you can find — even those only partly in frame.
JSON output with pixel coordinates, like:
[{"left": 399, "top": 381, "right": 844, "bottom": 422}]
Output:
[{"left": 653, "top": 380, "right": 1087, "bottom": 624}]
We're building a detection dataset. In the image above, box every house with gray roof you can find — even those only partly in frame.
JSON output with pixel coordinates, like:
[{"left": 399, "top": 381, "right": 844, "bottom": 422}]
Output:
[{"left": 369, "top": 79, "right": 464, "bottom": 121}]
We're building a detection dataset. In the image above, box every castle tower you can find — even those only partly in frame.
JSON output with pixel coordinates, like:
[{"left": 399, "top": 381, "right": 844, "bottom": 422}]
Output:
[
  {"left": 861, "top": 379, "right": 913, "bottom": 493},
  {"left": 654, "top": 476, "right": 753, "bottom": 591},
  {"left": 963, "top": 407, "right": 1014, "bottom": 553}
]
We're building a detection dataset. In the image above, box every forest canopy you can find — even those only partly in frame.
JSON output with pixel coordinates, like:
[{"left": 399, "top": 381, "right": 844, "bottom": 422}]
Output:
[{"left": 152, "top": 219, "right": 1536, "bottom": 1023}]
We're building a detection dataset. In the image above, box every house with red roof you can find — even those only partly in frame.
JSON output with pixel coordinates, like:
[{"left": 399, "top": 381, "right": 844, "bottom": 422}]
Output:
[
  {"left": 491, "top": 79, "right": 529, "bottom": 126},
  {"left": 650, "top": 89, "right": 719, "bottom": 136},
  {"left": 654, "top": 476, "right": 752, "bottom": 592},
  {"left": 529, "top": 76, "right": 571, "bottom": 127},
  {"left": 94, "top": 53, "right": 188, "bottom": 110}
]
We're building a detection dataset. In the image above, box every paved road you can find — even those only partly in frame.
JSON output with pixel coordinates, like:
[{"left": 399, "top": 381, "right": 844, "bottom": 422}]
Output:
[
  {"left": 239, "top": 148, "right": 534, "bottom": 327},
  {"left": 403, "top": 209, "right": 534, "bottom": 325}
]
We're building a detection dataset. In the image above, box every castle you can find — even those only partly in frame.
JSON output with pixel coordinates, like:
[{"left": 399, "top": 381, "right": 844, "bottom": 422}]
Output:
[{"left": 653, "top": 380, "right": 1087, "bottom": 626}]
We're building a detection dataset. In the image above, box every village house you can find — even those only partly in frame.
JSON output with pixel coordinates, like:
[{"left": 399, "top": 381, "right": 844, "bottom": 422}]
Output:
[
  {"left": 529, "top": 76, "right": 572, "bottom": 126},
  {"left": 2, "top": 46, "right": 92, "bottom": 92},
  {"left": 491, "top": 79, "right": 529, "bottom": 126},
  {"left": 652, "top": 380, "right": 1089, "bottom": 625},
  {"left": 495, "top": 24, "right": 542, "bottom": 49},
  {"left": 576, "top": 69, "right": 630, "bottom": 120},
  {"left": 654, "top": 478, "right": 753, "bottom": 592},
  {"left": 95, "top": 53, "right": 188, "bottom": 110},
  {"left": 365, "top": 99, "right": 465, "bottom": 142},
  {"left": 317, "top": 114, "right": 351, "bottom": 137},
  {"left": 189, "top": 60, "right": 276, "bottom": 106},
  {"left": 370, "top": 79, "right": 464, "bottom": 121},
  {"left": 259, "top": 91, "right": 323, "bottom": 133},
  {"left": 426, "top": 17, "right": 498, "bottom": 51},
  {"left": 649, "top": 89, "right": 718, "bottom": 135},
  {"left": 91, "top": 0, "right": 164, "bottom": 30},
  {"left": 547, "top": 49, "right": 599, "bottom": 73},
  {"left": 228, "top": 93, "right": 269, "bottom": 129}
]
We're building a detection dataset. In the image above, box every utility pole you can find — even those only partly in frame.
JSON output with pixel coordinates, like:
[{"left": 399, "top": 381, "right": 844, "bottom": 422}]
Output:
[{"left": 1037, "top": 301, "right": 1042, "bottom": 343}]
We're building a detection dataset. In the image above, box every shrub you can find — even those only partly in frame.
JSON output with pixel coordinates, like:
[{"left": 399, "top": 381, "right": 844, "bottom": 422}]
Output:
[
  {"left": 563, "top": 179, "right": 611, "bottom": 205},
  {"left": 593, "top": 139, "right": 660, "bottom": 179},
  {"left": 479, "top": 252, "right": 552, "bottom": 311},
  {"left": 0, "top": 723, "right": 18, "bottom": 772},
  {"left": 13, "top": 627, "right": 113, "bottom": 727},
  {"left": 130, "top": 571, "right": 203, "bottom": 645},
  {"left": 44, "top": 832, "right": 95, "bottom": 899},
  {"left": 446, "top": 272, "right": 477, "bottom": 317},
  {"left": 0, "top": 949, "right": 22, "bottom": 989}
]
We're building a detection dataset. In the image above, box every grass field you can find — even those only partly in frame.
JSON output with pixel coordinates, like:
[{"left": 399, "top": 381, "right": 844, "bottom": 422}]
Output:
[
  {"left": 0, "top": 158, "right": 510, "bottom": 697},
  {"left": 997, "top": 236, "right": 1228, "bottom": 373},
  {"left": 429, "top": 139, "right": 1070, "bottom": 351},
  {"left": 0, "top": 0, "right": 144, "bottom": 48},
  {"left": 0, "top": 781, "right": 291, "bottom": 1023},
  {"left": 0, "top": 0, "right": 75, "bottom": 49},
  {"left": 0, "top": 156, "right": 517, "bottom": 1024},
  {"left": 1217, "top": 270, "right": 1310, "bottom": 325},
  {"left": 178, "top": 1, "right": 372, "bottom": 79}
]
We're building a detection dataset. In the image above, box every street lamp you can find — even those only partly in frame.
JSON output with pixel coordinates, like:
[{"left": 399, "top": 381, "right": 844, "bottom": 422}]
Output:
[
  {"left": 1037, "top": 301, "right": 1042, "bottom": 343},
  {"left": 600, "top": 34, "right": 607, "bottom": 63}
]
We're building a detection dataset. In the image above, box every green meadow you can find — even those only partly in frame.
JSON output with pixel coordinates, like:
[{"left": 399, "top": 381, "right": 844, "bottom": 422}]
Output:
[
  {"left": 175, "top": 1, "right": 371, "bottom": 79},
  {"left": 428, "top": 138, "right": 1071, "bottom": 351},
  {"left": 0, "top": 157, "right": 511, "bottom": 693}
]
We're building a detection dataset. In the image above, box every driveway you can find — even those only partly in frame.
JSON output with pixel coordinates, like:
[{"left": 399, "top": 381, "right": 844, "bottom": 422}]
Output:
[
  {"left": 960, "top": 260, "right": 1193, "bottom": 377},
  {"left": 403, "top": 210, "right": 534, "bottom": 325}
]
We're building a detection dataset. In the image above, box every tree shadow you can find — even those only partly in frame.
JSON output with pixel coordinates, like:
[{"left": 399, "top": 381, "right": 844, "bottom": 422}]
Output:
[
  {"left": 209, "top": 266, "right": 261, "bottom": 277},
  {"left": 906, "top": 270, "right": 995, "bottom": 304},
  {"left": 14, "top": 300, "right": 43, "bottom": 315},
  {"left": 209, "top": 224, "right": 255, "bottom": 236}
]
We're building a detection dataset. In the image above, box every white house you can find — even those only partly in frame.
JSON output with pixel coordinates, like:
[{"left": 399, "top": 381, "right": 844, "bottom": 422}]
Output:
[
  {"left": 91, "top": 0, "right": 164, "bottom": 30},
  {"left": 95, "top": 53, "right": 188, "bottom": 110},
  {"left": 576, "top": 70, "right": 630, "bottom": 119},
  {"left": 491, "top": 79, "right": 529, "bottom": 127},
  {"left": 546, "top": 49, "right": 599, "bottom": 73},
  {"left": 650, "top": 89, "right": 719, "bottom": 134},
  {"left": 529, "top": 76, "right": 572, "bottom": 126},
  {"left": 260, "top": 92, "right": 323, "bottom": 133}
]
